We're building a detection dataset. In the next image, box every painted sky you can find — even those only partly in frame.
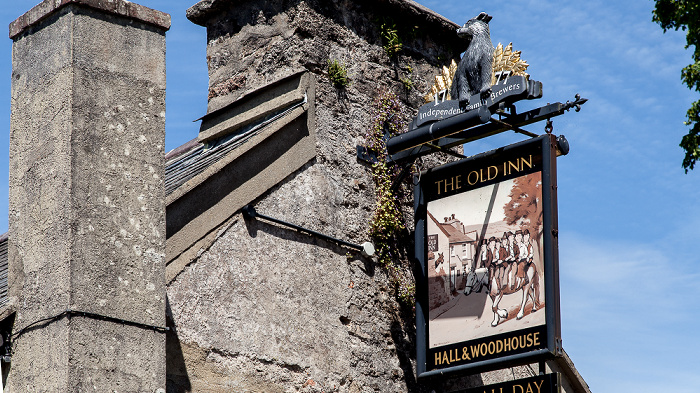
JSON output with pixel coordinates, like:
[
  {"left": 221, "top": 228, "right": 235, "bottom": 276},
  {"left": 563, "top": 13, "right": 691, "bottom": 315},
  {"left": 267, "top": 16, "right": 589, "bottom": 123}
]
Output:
[{"left": 1, "top": 1, "right": 699, "bottom": 392}]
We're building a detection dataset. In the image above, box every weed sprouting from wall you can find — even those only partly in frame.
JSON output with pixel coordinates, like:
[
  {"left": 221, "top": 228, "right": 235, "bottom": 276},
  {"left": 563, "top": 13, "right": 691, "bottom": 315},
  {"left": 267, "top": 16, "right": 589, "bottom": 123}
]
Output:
[
  {"left": 379, "top": 19, "right": 402, "bottom": 58},
  {"left": 400, "top": 65, "right": 414, "bottom": 92},
  {"left": 327, "top": 59, "right": 350, "bottom": 88}
]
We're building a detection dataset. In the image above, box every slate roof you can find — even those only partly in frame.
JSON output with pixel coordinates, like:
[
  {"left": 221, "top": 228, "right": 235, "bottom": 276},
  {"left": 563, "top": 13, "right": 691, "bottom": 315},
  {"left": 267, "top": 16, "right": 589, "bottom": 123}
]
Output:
[
  {"left": 439, "top": 222, "right": 475, "bottom": 244},
  {"left": 164, "top": 97, "right": 306, "bottom": 196}
]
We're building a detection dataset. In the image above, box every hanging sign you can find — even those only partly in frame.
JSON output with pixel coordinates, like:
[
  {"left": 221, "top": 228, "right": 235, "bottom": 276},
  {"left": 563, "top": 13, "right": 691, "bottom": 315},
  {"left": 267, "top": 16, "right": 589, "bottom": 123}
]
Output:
[
  {"left": 454, "top": 373, "right": 561, "bottom": 393},
  {"left": 414, "top": 134, "right": 562, "bottom": 379}
]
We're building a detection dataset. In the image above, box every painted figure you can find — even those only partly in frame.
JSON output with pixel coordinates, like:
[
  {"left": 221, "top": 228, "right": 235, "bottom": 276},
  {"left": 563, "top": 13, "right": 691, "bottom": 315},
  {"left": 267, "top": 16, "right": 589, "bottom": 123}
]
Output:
[
  {"left": 488, "top": 253, "right": 541, "bottom": 326},
  {"left": 478, "top": 238, "right": 490, "bottom": 270},
  {"left": 506, "top": 231, "right": 519, "bottom": 290},
  {"left": 487, "top": 228, "right": 540, "bottom": 326},
  {"left": 464, "top": 237, "right": 491, "bottom": 295},
  {"left": 497, "top": 234, "right": 510, "bottom": 290},
  {"left": 487, "top": 236, "right": 498, "bottom": 285},
  {"left": 434, "top": 251, "right": 445, "bottom": 272},
  {"left": 514, "top": 231, "right": 526, "bottom": 288},
  {"left": 463, "top": 231, "right": 541, "bottom": 326},
  {"left": 523, "top": 230, "right": 534, "bottom": 262}
]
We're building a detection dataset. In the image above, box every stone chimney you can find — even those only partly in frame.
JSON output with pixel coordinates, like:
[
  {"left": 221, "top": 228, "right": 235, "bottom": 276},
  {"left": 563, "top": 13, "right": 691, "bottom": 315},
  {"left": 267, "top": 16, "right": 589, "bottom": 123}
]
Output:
[{"left": 7, "top": 1, "right": 169, "bottom": 391}]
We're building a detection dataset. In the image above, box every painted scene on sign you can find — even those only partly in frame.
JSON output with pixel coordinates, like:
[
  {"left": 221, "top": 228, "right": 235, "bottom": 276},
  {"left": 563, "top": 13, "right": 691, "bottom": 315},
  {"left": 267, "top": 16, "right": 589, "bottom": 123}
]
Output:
[{"left": 427, "top": 172, "right": 545, "bottom": 349}]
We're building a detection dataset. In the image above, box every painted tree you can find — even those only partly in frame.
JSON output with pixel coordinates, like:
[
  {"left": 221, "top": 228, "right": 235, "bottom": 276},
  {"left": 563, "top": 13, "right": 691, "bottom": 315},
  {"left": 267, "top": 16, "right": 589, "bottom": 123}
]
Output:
[
  {"left": 503, "top": 172, "right": 543, "bottom": 252},
  {"left": 653, "top": 0, "right": 700, "bottom": 172}
]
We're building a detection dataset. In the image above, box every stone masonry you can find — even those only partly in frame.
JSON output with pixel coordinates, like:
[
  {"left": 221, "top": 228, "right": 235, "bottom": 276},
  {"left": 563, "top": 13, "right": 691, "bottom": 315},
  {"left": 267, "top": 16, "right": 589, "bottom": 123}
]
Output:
[
  {"left": 7, "top": 1, "right": 169, "bottom": 391},
  {"left": 2, "top": 0, "right": 591, "bottom": 392},
  {"left": 165, "top": 1, "right": 470, "bottom": 392},
  {"left": 165, "top": 1, "right": 591, "bottom": 392}
]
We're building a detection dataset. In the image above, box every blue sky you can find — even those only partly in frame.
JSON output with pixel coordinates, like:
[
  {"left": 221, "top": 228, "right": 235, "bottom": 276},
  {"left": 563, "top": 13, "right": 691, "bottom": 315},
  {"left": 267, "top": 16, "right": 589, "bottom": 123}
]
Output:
[{"left": 2, "top": 1, "right": 700, "bottom": 392}]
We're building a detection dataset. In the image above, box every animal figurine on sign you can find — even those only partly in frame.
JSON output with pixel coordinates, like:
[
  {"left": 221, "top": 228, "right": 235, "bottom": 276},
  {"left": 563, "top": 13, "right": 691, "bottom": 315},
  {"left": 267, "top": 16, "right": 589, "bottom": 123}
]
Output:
[{"left": 450, "top": 12, "right": 494, "bottom": 106}]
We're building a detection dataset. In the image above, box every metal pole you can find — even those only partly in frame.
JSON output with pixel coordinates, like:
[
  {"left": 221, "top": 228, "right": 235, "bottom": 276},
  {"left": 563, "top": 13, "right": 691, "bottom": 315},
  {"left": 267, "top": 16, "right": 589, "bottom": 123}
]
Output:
[
  {"left": 242, "top": 205, "right": 375, "bottom": 257},
  {"left": 386, "top": 105, "right": 491, "bottom": 155}
]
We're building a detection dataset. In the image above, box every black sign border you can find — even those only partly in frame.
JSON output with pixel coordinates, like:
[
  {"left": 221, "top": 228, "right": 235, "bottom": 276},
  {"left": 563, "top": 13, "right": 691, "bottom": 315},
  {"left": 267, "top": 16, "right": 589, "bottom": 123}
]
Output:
[
  {"left": 454, "top": 373, "right": 561, "bottom": 393},
  {"left": 414, "top": 134, "right": 562, "bottom": 380}
]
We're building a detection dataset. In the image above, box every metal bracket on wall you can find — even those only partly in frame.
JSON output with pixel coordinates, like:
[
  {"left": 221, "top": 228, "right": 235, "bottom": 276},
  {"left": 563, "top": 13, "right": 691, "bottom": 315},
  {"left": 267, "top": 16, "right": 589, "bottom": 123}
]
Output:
[
  {"left": 386, "top": 94, "right": 587, "bottom": 164},
  {"left": 242, "top": 205, "right": 375, "bottom": 257},
  {"left": 358, "top": 95, "right": 585, "bottom": 198},
  {"left": 356, "top": 95, "right": 587, "bottom": 166}
]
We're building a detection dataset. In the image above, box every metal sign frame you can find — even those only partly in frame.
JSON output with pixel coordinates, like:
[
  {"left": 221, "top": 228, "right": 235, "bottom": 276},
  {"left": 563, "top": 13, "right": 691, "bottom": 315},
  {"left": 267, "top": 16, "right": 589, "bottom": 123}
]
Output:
[
  {"left": 414, "top": 134, "right": 562, "bottom": 379},
  {"left": 453, "top": 373, "right": 561, "bottom": 393}
]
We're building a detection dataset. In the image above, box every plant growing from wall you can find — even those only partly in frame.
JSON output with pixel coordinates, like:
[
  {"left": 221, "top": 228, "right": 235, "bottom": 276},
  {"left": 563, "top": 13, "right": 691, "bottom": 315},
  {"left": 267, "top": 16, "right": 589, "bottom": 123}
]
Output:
[
  {"left": 400, "top": 77, "right": 413, "bottom": 91},
  {"left": 327, "top": 59, "right": 350, "bottom": 88},
  {"left": 363, "top": 91, "right": 415, "bottom": 309},
  {"left": 380, "top": 19, "right": 403, "bottom": 58},
  {"left": 400, "top": 65, "right": 414, "bottom": 91}
]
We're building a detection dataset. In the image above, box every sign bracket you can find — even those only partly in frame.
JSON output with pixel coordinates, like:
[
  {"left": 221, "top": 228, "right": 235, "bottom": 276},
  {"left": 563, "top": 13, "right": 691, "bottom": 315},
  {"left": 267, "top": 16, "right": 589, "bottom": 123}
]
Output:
[
  {"left": 376, "top": 95, "right": 584, "bottom": 192},
  {"left": 386, "top": 94, "right": 586, "bottom": 164},
  {"left": 489, "top": 116, "right": 539, "bottom": 138}
]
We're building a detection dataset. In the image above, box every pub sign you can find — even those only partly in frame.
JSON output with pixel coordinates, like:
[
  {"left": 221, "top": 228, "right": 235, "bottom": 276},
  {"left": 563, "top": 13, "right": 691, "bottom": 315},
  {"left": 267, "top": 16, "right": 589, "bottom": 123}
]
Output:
[
  {"left": 414, "top": 134, "right": 563, "bottom": 378},
  {"left": 455, "top": 373, "right": 561, "bottom": 393}
]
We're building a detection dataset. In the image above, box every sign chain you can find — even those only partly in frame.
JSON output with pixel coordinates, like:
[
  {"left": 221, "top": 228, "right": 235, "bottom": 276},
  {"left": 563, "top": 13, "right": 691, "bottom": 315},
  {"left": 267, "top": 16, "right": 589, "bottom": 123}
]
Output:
[{"left": 544, "top": 119, "right": 553, "bottom": 134}]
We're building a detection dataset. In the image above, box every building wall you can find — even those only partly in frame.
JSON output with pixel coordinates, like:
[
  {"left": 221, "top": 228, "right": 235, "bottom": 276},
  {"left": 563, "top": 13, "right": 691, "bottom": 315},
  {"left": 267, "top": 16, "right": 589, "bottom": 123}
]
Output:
[
  {"left": 187, "top": 0, "right": 464, "bottom": 114},
  {"left": 165, "top": 1, "right": 465, "bottom": 392},
  {"left": 164, "top": 1, "right": 591, "bottom": 392},
  {"left": 0, "top": 1, "right": 591, "bottom": 392},
  {"left": 7, "top": 1, "right": 169, "bottom": 391},
  {"left": 427, "top": 215, "right": 451, "bottom": 307}
]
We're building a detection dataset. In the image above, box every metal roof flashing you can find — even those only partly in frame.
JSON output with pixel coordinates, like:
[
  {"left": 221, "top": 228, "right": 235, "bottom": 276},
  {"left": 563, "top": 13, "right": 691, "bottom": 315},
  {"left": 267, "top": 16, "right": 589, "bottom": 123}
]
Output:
[
  {"left": 164, "top": 72, "right": 317, "bottom": 264},
  {"left": 197, "top": 70, "right": 311, "bottom": 143},
  {"left": 165, "top": 71, "right": 315, "bottom": 201}
]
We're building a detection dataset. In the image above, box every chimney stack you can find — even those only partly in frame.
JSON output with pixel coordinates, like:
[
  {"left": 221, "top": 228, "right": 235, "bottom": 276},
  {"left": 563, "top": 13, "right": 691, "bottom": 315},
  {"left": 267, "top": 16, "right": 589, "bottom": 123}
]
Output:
[{"left": 7, "top": 1, "right": 169, "bottom": 390}]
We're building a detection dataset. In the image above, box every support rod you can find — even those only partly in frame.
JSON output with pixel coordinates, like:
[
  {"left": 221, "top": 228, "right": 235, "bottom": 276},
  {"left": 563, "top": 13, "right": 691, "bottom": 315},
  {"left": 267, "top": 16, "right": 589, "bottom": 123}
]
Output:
[
  {"left": 386, "top": 105, "right": 491, "bottom": 155},
  {"left": 242, "top": 205, "right": 375, "bottom": 257},
  {"left": 389, "top": 102, "right": 569, "bottom": 163},
  {"left": 489, "top": 117, "right": 539, "bottom": 138}
]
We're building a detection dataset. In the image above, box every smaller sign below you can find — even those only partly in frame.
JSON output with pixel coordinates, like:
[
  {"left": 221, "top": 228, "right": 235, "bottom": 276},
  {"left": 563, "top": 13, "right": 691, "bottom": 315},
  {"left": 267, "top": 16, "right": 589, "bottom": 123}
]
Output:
[
  {"left": 427, "top": 234, "right": 438, "bottom": 252},
  {"left": 454, "top": 373, "right": 560, "bottom": 393}
]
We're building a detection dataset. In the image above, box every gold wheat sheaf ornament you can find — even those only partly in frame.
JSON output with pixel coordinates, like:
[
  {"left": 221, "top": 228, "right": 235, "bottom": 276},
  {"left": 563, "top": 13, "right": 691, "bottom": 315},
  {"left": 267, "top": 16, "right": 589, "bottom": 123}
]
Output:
[
  {"left": 423, "top": 42, "right": 529, "bottom": 103},
  {"left": 423, "top": 60, "right": 459, "bottom": 103},
  {"left": 491, "top": 42, "right": 529, "bottom": 84}
]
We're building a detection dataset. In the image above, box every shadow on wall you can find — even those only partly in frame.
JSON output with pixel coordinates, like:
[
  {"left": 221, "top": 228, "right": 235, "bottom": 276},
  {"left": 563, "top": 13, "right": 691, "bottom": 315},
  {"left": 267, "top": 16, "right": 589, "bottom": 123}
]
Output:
[
  {"left": 243, "top": 200, "right": 375, "bottom": 278},
  {"left": 389, "top": 307, "right": 485, "bottom": 392},
  {"left": 390, "top": 318, "right": 421, "bottom": 391},
  {"left": 166, "top": 297, "right": 192, "bottom": 392}
]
